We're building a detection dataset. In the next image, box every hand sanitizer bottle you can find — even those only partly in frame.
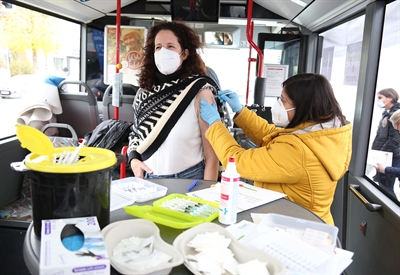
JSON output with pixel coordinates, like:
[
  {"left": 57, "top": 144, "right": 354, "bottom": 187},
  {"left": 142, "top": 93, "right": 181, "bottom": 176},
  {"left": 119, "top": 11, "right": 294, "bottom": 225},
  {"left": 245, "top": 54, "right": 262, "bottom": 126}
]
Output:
[{"left": 219, "top": 157, "right": 240, "bottom": 225}]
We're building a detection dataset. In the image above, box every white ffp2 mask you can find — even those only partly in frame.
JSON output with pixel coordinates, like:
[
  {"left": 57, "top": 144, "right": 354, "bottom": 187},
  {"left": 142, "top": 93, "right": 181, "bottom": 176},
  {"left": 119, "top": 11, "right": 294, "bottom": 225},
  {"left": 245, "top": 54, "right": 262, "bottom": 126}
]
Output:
[
  {"left": 376, "top": 99, "right": 386, "bottom": 109},
  {"left": 271, "top": 98, "right": 295, "bottom": 127},
  {"left": 154, "top": 47, "right": 182, "bottom": 75}
]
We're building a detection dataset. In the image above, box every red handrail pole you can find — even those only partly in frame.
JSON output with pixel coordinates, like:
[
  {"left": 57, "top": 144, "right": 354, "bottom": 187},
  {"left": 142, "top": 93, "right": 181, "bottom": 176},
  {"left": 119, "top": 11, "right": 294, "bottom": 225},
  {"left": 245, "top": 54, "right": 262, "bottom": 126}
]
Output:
[
  {"left": 114, "top": 0, "right": 121, "bottom": 120},
  {"left": 246, "top": 48, "right": 251, "bottom": 105},
  {"left": 246, "top": 0, "right": 264, "bottom": 78},
  {"left": 120, "top": 146, "right": 128, "bottom": 179},
  {"left": 245, "top": 21, "right": 255, "bottom": 105}
]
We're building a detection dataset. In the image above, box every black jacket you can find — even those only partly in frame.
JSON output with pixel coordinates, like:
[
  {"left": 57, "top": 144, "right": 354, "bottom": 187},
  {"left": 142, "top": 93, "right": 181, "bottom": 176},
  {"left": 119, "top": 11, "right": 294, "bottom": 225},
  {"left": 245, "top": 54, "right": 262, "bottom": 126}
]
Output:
[{"left": 372, "top": 102, "right": 400, "bottom": 159}]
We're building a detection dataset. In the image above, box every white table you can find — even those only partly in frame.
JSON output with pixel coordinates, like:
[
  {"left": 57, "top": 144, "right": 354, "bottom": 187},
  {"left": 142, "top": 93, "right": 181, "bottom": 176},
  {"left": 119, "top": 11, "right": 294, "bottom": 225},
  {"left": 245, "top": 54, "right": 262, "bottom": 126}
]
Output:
[{"left": 23, "top": 178, "right": 329, "bottom": 274}]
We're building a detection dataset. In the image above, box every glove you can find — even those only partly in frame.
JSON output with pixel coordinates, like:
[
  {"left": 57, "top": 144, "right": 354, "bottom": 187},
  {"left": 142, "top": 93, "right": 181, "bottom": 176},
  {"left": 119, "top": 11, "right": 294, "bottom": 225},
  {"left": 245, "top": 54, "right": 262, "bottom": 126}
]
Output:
[
  {"left": 218, "top": 90, "right": 243, "bottom": 112},
  {"left": 200, "top": 99, "right": 221, "bottom": 126}
]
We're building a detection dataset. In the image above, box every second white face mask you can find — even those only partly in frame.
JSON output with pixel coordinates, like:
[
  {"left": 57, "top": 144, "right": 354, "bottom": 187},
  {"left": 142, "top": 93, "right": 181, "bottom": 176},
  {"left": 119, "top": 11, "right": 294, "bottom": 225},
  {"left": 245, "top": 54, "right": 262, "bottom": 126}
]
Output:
[
  {"left": 154, "top": 47, "right": 182, "bottom": 75},
  {"left": 376, "top": 99, "right": 386, "bottom": 109},
  {"left": 271, "top": 98, "right": 295, "bottom": 127}
]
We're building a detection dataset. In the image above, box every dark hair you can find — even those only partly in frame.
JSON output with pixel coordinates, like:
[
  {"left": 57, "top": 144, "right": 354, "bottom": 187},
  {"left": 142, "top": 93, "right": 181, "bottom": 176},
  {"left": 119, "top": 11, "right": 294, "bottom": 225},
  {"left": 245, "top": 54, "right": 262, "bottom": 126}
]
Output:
[
  {"left": 139, "top": 21, "right": 206, "bottom": 90},
  {"left": 377, "top": 88, "right": 399, "bottom": 103},
  {"left": 283, "top": 73, "right": 346, "bottom": 128}
]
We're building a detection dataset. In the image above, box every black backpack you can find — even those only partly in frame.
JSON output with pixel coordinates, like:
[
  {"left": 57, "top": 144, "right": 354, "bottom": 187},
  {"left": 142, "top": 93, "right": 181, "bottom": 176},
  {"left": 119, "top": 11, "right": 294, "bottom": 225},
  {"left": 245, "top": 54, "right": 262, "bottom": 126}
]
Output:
[{"left": 84, "top": 119, "right": 132, "bottom": 153}]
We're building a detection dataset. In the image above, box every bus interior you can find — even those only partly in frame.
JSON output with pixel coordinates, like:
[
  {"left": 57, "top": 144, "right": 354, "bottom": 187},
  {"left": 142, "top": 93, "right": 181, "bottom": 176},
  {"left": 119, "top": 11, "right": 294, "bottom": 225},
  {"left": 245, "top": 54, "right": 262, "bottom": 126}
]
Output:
[{"left": 0, "top": 0, "right": 399, "bottom": 274}]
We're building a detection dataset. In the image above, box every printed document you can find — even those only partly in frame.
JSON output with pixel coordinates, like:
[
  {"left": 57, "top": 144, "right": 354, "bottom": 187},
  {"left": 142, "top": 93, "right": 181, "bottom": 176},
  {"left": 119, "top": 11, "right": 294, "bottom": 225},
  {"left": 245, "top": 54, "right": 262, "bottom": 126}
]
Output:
[{"left": 186, "top": 182, "right": 286, "bottom": 213}]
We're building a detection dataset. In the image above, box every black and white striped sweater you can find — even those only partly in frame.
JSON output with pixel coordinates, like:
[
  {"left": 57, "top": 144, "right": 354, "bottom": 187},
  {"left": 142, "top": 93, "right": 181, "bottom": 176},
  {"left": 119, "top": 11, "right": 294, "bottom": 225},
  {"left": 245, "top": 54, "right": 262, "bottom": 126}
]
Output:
[{"left": 127, "top": 73, "right": 219, "bottom": 164}]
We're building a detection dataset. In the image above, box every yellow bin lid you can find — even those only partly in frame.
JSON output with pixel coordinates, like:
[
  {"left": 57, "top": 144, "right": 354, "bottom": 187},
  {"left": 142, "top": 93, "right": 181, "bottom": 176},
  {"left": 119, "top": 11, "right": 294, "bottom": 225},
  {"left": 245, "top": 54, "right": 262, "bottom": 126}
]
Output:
[
  {"left": 16, "top": 124, "right": 55, "bottom": 156},
  {"left": 24, "top": 147, "right": 117, "bottom": 173}
]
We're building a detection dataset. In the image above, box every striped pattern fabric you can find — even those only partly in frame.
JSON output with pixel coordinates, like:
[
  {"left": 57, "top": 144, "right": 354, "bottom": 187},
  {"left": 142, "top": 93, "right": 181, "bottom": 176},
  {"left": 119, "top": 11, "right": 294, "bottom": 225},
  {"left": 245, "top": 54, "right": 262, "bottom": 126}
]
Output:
[{"left": 127, "top": 75, "right": 219, "bottom": 162}]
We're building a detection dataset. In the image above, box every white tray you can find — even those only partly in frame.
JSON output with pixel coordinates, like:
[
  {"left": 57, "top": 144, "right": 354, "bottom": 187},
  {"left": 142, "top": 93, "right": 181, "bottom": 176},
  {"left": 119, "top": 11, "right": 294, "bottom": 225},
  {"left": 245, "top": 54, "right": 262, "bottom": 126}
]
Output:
[
  {"left": 110, "top": 177, "right": 168, "bottom": 211},
  {"left": 258, "top": 213, "right": 338, "bottom": 252}
]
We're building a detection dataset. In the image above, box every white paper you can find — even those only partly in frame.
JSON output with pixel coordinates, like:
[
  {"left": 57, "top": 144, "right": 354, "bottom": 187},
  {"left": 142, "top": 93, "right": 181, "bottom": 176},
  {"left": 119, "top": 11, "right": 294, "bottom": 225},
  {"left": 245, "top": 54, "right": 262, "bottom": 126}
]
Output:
[
  {"left": 187, "top": 182, "right": 286, "bottom": 213},
  {"left": 367, "top": 149, "right": 393, "bottom": 166},
  {"left": 226, "top": 220, "right": 259, "bottom": 243},
  {"left": 264, "top": 64, "right": 288, "bottom": 97}
]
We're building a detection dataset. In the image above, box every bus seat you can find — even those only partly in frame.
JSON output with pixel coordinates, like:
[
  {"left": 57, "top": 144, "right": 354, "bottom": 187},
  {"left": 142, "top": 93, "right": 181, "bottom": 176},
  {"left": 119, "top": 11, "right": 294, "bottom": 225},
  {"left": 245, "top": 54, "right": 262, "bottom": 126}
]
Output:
[
  {"left": 206, "top": 66, "right": 221, "bottom": 90},
  {"left": 102, "top": 84, "right": 137, "bottom": 122},
  {"left": 56, "top": 80, "right": 100, "bottom": 138},
  {"left": 206, "top": 66, "right": 232, "bottom": 127}
]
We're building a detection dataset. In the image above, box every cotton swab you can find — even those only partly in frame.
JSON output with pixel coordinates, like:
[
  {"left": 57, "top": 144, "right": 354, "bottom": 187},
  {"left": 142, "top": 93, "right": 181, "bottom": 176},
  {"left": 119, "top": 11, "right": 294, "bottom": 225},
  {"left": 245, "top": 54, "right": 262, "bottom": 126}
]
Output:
[
  {"left": 55, "top": 139, "right": 86, "bottom": 164},
  {"left": 57, "top": 150, "right": 67, "bottom": 164},
  {"left": 67, "top": 139, "right": 86, "bottom": 164}
]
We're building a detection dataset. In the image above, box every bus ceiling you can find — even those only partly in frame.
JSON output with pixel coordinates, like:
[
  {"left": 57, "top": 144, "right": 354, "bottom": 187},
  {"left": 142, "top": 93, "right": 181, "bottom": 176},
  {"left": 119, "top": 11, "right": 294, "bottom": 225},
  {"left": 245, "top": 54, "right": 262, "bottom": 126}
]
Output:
[{"left": 6, "top": 0, "right": 369, "bottom": 32}]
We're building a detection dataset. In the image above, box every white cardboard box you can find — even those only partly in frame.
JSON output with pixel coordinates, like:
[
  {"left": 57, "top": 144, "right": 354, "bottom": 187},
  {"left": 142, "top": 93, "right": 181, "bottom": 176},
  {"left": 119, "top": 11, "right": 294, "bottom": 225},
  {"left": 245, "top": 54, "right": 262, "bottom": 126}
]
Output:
[{"left": 39, "top": 216, "right": 110, "bottom": 275}]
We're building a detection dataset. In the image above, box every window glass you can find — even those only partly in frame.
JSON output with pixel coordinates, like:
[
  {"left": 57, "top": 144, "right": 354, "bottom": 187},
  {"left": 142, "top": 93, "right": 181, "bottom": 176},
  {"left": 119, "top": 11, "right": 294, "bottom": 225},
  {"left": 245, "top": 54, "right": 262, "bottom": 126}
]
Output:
[
  {"left": 319, "top": 15, "right": 365, "bottom": 124},
  {"left": 200, "top": 47, "right": 257, "bottom": 106},
  {"left": 0, "top": 4, "right": 81, "bottom": 139},
  {"left": 365, "top": 1, "right": 400, "bottom": 201},
  {"left": 87, "top": 27, "right": 106, "bottom": 101}
]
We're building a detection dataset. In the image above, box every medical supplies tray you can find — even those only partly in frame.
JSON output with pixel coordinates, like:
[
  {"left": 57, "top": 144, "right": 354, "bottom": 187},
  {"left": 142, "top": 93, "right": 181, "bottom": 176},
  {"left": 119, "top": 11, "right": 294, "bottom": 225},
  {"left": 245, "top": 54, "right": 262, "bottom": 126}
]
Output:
[
  {"left": 260, "top": 213, "right": 339, "bottom": 253},
  {"left": 111, "top": 177, "right": 168, "bottom": 203},
  {"left": 124, "top": 193, "right": 219, "bottom": 229}
]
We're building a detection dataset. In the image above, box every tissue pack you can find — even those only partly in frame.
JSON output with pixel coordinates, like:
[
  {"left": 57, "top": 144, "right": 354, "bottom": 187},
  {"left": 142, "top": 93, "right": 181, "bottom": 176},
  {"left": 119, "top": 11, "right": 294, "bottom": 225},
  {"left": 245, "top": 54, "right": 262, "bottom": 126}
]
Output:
[{"left": 39, "top": 216, "right": 110, "bottom": 275}]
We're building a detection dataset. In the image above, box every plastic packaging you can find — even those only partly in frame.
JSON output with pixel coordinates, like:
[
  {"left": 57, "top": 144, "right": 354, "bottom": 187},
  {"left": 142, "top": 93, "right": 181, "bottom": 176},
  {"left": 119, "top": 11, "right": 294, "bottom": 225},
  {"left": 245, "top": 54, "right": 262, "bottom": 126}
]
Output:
[
  {"left": 111, "top": 177, "right": 168, "bottom": 203},
  {"left": 258, "top": 213, "right": 339, "bottom": 253},
  {"left": 124, "top": 193, "right": 219, "bottom": 229},
  {"left": 219, "top": 157, "right": 240, "bottom": 225}
]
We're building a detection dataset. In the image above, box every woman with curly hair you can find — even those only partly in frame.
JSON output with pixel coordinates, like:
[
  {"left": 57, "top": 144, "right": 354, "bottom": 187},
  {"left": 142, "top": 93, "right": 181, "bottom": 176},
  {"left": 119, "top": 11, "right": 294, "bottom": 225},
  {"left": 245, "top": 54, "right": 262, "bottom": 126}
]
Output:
[{"left": 127, "top": 21, "right": 220, "bottom": 180}]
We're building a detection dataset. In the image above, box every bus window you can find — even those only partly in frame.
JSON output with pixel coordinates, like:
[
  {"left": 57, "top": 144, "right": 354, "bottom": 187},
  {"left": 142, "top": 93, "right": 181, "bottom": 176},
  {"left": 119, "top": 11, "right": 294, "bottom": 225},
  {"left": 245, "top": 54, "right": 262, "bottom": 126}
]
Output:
[
  {"left": 87, "top": 27, "right": 106, "bottom": 101},
  {"left": 319, "top": 15, "right": 365, "bottom": 125},
  {"left": 365, "top": 1, "right": 400, "bottom": 202},
  {"left": 200, "top": 47, "right": 257, "bottom": 107},
  {"left": 0, "top": 5, "right": 81, "bottom": 139}
]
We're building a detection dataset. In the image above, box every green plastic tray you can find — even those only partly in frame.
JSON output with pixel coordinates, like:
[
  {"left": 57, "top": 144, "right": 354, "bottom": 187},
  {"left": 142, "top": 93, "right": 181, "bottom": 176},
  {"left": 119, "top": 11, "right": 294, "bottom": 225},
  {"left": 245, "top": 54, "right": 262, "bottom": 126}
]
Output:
[{"left": 124, "top": 193, "right": 220, "bottom": 229}]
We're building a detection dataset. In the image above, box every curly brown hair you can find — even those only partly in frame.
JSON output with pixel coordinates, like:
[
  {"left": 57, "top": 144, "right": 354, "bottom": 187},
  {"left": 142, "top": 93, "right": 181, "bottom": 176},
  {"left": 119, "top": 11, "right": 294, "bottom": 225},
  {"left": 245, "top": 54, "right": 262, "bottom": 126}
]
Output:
[{"left": 139, "top": 21, "right": 207, "bottom": 91}]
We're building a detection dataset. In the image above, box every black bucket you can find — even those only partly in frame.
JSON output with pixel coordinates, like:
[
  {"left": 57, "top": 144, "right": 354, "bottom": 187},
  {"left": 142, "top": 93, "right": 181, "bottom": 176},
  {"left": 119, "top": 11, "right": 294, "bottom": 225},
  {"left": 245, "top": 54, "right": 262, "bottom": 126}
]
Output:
[
  {"left": 28, "top": 169, "right": 112, "bottom": 238},
  {"left": 11, "top": 147, "right": 117, "bottom": 239}
]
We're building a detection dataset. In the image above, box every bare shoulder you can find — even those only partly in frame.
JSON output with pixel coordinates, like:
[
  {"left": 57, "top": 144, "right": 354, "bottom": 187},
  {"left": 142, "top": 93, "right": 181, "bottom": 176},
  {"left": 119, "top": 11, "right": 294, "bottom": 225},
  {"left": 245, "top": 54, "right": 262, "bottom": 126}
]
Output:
[{"left": 196, "top": 88, "right": 214, "bottom": 104}]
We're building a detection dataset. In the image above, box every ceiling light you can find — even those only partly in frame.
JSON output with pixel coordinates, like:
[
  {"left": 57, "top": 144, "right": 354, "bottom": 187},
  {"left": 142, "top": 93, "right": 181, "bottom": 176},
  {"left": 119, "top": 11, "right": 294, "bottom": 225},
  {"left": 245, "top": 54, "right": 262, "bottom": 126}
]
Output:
[{"left": 291, "top": 0, "right": 307, "bottom": 7}]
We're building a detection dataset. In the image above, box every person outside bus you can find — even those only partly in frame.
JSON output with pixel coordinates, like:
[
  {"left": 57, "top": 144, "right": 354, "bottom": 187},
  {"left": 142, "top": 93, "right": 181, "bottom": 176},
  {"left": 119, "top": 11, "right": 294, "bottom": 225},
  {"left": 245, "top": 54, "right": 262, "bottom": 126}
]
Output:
[
  {"left": 371, "top": 88, "right": 400, "bottom": 196},
  {"left": 199, "top": 73, "right": 352, "bottom": 225},
  {"left": 375, "top": 109, "right": 400, "bottom": 184},
  {"left": 127, "top": 21, "right": 220, "bottom": 180}
]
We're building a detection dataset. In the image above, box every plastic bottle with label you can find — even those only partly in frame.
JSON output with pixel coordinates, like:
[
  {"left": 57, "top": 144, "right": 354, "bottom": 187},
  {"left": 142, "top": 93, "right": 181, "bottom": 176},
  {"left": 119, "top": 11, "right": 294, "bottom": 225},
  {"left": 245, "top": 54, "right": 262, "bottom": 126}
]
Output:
[{"left": 218, "top": 156, "right": 240, "bottom": 225}]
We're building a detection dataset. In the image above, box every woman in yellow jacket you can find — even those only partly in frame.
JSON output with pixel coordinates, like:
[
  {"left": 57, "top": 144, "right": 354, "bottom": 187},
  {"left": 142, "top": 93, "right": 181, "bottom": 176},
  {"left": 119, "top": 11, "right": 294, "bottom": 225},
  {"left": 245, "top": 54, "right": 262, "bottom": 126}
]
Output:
[{"left": 200, "top": 73, "right": 352, "bottom": 225}]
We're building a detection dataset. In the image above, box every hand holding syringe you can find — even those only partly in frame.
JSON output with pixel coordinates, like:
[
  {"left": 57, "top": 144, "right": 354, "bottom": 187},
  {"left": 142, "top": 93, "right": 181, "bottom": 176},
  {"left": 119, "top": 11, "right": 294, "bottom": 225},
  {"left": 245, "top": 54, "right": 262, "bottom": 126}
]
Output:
[
  {"left": 215, "top": 90, "right": 243, "bottom": 113},
  {"left": 214, "top": 90, "right": 235, "bottom": 98}
]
